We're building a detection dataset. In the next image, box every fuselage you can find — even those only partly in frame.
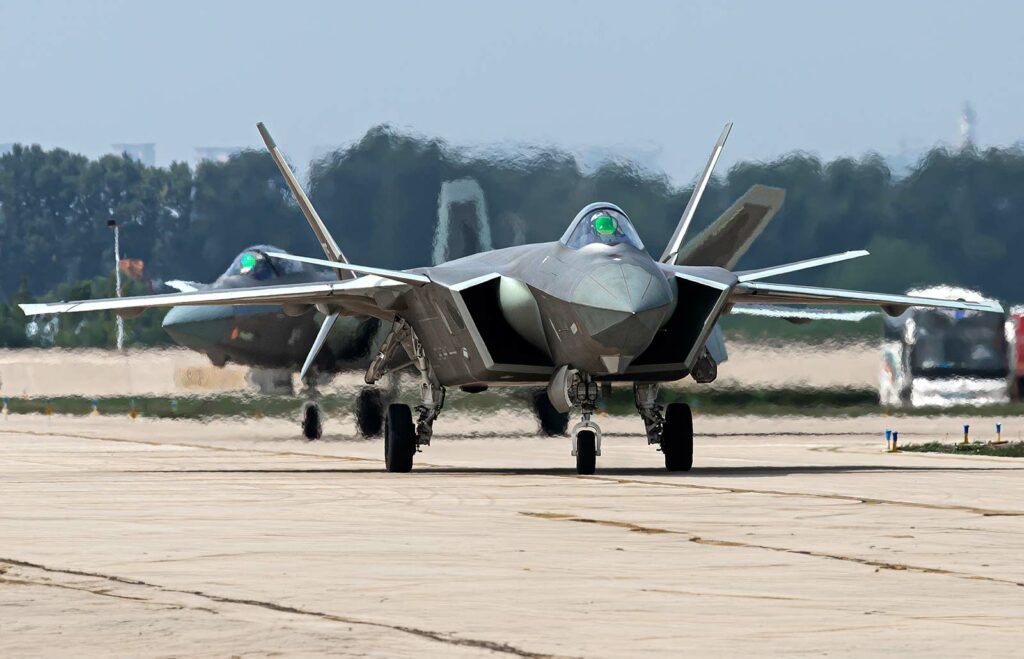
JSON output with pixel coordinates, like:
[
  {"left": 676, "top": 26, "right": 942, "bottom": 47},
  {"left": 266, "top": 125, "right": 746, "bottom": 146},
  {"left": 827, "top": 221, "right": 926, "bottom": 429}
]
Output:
[
  {"left": 400, "top": 203, "right": 729, "bottom": 387},
  {"left": 162, "top": 246, "right": 384, "bottom": 371}
]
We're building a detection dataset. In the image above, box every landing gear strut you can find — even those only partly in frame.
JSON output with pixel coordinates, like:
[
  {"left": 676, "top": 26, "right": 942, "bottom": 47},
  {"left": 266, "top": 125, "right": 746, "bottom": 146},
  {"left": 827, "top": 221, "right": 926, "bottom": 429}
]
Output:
[
  {"left": 635, "top": 383, "right": 693, "bottom": 471},
  {"left": 570, "top": 374, "right": 601, "bottom": 475},
  {"left": 370, "top": 319, "right": 445, "bottom": 473}
]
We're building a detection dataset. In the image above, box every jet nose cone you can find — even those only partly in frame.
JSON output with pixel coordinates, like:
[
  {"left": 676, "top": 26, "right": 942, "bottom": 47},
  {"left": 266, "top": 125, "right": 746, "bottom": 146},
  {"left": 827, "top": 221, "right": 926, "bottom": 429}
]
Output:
[
  {"left": 162, "top": 305, "right": 234, "bottom": 347},
  {"left": 570, "top": 263, "right": 674, "bottom": 373},
  {"left": 571, "top": 262, "right": 671, "bottom": 314}
]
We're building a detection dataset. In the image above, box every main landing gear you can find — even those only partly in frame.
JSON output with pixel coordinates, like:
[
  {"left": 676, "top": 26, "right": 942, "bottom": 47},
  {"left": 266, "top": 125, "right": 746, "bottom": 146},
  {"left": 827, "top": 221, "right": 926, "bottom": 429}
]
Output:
[
  {"left": 635, "top": 383, "right": 693, "bottom": 472},
  {"left": 370, "top": 319, "right": 446, "bottom": 473},
  {"left": 301, "top": 372, "right": 323, "bottom": 440},
  {"left": 300, "top": 362, "right": 386, "bottom": 440}
]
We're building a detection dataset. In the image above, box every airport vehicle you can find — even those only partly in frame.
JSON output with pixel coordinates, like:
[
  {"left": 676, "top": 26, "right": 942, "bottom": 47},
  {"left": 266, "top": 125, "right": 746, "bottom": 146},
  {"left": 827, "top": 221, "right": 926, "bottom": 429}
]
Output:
[
  {"left": 162, "top": 246, "right": 387, "bottom": 438},
  {"left": 879, "top": 287, "right": 1009, "bottom": 407},
  {"left": 22, "top": 123, "right": 1003, "bottom": 473},
  {"left": 1006, "top": 306, "right": 1024, "bottom": 400}
]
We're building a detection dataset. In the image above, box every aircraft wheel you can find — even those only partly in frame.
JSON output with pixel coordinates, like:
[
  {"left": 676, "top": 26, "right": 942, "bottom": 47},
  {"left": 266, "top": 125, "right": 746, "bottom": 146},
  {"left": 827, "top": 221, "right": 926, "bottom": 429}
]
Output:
[
  {"left": 532, "top": 390, "right": 569, "bottom": 436},
  {"left": 356, "top": 388, "right": 385, "bottom": 437},
  {"left": 575, "top": 429, "right": 597, "bottom": 475},
  {"left": 384, "top": 404, "right": 416, "bottom": 473},
  {"left": 302, "top": 403, "right": 323, "bottom": 441},
  {"left": 662, "top": 402, "right": 693, "bottom": 472}
]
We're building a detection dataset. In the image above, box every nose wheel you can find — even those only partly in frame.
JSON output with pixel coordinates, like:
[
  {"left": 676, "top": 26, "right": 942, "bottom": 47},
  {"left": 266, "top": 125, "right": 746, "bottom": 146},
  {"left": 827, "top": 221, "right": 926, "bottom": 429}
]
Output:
[{"left": 572, "top": 424, "right": 599, "bottom": 474}]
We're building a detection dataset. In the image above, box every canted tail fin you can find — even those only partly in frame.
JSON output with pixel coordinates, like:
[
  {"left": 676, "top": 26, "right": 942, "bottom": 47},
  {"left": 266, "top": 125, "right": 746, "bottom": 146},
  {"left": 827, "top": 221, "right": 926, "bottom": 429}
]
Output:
[
  {"left": 661, "top": 123, "right": 732, "bottom": 264},
  {"left": 673, "top": 184, "right": 785, "bottom": 269},
  {"left": 256, "top": 122, "right": 353, "bottom": 280}
]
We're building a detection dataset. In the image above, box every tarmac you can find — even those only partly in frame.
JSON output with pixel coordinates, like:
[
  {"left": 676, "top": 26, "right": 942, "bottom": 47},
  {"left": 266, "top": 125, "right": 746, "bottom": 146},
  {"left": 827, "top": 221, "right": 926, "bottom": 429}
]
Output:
[{"left": 2, "top": 411, "right": 1023, "bottom": 657}]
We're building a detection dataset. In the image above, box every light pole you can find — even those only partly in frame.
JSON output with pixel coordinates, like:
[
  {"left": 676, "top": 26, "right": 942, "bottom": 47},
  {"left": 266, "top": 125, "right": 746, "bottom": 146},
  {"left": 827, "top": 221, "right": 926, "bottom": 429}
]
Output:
[{"left": 107, "top": 219, "right": 124, "bottom": 351}]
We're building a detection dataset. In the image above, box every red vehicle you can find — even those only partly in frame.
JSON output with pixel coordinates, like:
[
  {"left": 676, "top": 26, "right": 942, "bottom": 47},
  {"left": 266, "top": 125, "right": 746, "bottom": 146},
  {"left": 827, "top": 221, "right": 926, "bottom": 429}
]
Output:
[{"left": 1008, "top": 306, "right": 1024, "bottom": 399}]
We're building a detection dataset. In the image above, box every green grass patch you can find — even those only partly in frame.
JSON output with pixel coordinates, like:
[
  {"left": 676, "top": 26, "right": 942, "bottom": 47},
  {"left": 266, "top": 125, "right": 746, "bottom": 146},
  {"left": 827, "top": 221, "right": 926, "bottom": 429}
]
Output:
[{"left": 900, "top": 441, "right": 1024, "bottom": 457}]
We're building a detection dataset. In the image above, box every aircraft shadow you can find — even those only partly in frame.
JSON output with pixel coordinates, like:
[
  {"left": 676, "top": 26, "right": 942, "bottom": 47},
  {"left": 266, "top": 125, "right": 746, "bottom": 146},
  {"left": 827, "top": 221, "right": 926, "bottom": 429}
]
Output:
[{"left": 134, "top": 464, "right": 1020, "bottom": 477}]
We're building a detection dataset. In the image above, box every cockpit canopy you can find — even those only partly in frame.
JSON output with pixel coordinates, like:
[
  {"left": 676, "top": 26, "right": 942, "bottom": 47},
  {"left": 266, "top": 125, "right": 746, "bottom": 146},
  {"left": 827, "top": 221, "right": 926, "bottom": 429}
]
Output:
[
  {"left": 560, "top": 203, "right": 644, "bottom": 250},
  {"left": 220, "top": 245, "right": 316, "bottom": 281}
]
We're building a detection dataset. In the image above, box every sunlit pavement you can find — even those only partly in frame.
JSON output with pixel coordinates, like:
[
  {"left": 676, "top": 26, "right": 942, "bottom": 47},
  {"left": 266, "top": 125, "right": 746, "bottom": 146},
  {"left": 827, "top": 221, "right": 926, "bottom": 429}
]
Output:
[{"left": 2, "top": 413, "right": 1023, "bottom": 657}]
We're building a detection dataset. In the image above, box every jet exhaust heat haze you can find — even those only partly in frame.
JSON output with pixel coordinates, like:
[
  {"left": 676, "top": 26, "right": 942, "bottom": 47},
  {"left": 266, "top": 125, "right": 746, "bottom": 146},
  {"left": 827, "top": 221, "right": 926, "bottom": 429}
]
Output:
[{"left": 21, "top": 122, "right": 1003, "bottom": 474}]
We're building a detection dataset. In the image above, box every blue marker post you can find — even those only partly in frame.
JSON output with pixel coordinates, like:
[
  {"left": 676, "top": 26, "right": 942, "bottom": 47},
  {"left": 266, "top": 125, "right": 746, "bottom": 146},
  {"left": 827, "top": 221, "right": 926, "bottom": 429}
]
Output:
[
  {"left": 170, "top": 399, "right": 178, "bottom": 416},
  {"left": 1, "top": 396, "right": 8, "bottom": 418},
  {"left": 963, "top": 424, "right": 970, "bottom": 445},
  {"left": 90, "top": 399, "right": 100, "bottom": 416},
  {"left": 885, "top": 429, "right": 892, "bottom": 452},
  {"left": 891, "top": 431, "right": 899, "bottom": 451},
  {"left": 994, "top": 422, "right": 1005, "bottom": 445}
]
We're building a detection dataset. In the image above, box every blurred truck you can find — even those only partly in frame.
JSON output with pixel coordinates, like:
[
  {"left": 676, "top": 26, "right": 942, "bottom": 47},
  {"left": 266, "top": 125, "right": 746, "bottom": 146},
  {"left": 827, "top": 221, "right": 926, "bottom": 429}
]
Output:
[
  {"left": 1006, "top": 305, "right": 1024, "bottom": 400},
  {"left": 879, "top": 286, "right": 1009, "bottom": 407}
]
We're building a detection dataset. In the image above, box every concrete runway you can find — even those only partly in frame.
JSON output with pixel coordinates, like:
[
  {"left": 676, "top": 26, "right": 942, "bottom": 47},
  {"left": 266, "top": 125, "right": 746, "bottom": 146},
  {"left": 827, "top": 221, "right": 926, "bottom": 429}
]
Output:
[{"left": 2, "top": 412, "right": 1023, "bottom": 657}]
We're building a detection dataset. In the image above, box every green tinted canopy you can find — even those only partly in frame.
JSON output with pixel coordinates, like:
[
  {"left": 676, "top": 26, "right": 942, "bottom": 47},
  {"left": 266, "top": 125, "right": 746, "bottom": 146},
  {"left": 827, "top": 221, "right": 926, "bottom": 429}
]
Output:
[{"left": 593, "top": 214, "right": 618, "bottom": 235}]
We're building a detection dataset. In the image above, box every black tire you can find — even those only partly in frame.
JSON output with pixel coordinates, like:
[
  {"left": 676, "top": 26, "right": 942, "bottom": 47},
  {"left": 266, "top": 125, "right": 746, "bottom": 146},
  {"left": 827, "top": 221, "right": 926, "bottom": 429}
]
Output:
[
  {"left": 662, "top": 402, "right": 693, "bottom": 472},
  {"left": 384, "top": 404, "right": 416, "bottom": 473},
  {"left": 532, "top": 391, "right": 569, "bottom": 436},
  {"left": 576, "top": 430, "right": 597, "bottom": 475},
  {"left": 302, "top": 403, "right": 322, "bottom": 440},
  {"left": 356, "top": 388, "right": 385, "bottom": 437}
]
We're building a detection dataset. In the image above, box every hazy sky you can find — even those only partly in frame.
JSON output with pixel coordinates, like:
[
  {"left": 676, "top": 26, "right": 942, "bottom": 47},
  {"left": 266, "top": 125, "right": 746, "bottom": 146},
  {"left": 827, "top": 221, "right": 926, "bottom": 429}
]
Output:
[{"left": 1, "top": 0, "right": 1021, "bottom": 183}]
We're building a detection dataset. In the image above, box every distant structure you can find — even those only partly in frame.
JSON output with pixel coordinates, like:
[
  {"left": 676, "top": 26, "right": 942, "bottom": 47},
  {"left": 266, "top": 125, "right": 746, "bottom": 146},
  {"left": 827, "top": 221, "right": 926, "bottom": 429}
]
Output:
[
  {"left": 434, "top": 178, "right": 492, "bottom": 265},
  {"left": 959, "top": 102, "right": 977, "bottom": 149},
  {"left": 195, "top": 146, "right": 242, "bottom": 164},
  {"left": 111, "top": 143, "right": 156, "bottom": 166}
]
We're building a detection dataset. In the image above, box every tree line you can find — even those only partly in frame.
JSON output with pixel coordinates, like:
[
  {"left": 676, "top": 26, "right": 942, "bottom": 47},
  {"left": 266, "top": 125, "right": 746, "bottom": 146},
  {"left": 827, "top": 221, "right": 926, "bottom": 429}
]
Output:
[{"left": 1, "top": 125, "right": 1022, "bottom": 346}]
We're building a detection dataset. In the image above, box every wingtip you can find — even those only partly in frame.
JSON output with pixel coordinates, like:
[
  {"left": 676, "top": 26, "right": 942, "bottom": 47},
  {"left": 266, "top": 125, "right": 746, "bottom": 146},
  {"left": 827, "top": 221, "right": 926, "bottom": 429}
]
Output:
[
  {"left": 19, "top": 303, "right": 50, "bottom": 316},
  {"left": 256, "top": 122, "right": 275, "bottom": 149}
]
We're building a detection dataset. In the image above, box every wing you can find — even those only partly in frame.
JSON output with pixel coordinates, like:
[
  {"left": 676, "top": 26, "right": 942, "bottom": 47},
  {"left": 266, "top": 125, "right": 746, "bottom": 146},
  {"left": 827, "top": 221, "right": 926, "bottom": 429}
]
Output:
[
  {"left": 729, "top": 305, "right": 879, "bottom": 322},
  {"left": 735, "top": 250, "right": 868, "bottom": 282},
  {"left": 731, "top": 281, "right": 1004, "bottom": 316},
  {"left": 20, "top": 276, "right": 411, "bottom": 321}
]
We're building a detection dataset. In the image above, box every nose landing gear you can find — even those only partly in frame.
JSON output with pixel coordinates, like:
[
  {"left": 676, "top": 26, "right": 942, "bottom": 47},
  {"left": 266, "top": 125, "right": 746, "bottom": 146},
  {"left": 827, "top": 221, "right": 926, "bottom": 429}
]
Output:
[{"left": 565, "top": 374, "right": 601, "bottom": 474}]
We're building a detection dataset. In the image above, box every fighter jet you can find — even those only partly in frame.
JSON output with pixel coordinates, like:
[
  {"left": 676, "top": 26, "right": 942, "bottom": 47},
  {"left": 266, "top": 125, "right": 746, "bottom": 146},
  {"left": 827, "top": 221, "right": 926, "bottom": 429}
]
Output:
[
  {"left": 22, "top": 123, "right": 1003, "bottom": 474},
  {"left": 161, "top": 245, "right": 387, "bottom": 439}
]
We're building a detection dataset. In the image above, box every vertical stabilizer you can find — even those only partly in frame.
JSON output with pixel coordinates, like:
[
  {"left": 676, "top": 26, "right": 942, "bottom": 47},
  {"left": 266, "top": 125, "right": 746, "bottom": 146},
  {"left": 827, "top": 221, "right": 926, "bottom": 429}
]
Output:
[
  {"left": 661, "top": 123, "right": 732, "bottom": 263},
  {"left": 674, "top": 184, "right": 785, "bottom": 269}
]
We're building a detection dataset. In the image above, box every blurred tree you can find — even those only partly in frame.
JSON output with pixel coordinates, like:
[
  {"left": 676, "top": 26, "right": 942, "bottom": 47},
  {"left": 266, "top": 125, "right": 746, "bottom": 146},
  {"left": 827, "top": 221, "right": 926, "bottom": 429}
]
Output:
[{"left": 2, "top": 126, "right": 1024, "bottom": 351}]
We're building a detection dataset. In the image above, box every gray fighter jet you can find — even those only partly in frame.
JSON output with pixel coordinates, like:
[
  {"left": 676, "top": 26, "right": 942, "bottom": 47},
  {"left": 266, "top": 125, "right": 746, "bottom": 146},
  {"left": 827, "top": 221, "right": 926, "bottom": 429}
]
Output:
[
  {"left": 22, "top": 123, "right": 1003, "bottom": 474},
  {"left": 161, "top": 245, "right": 387, "bottom": 439}
]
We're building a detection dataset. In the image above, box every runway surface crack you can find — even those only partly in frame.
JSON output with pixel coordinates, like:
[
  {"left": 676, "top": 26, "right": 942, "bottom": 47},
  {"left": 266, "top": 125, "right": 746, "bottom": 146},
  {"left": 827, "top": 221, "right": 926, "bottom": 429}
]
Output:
[
  {"left": 0, "top": 558, "right": 570, "bottom": 659},
  {"left": 519, "top": 512, "right": 1024, "bottom": 589}
]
